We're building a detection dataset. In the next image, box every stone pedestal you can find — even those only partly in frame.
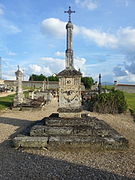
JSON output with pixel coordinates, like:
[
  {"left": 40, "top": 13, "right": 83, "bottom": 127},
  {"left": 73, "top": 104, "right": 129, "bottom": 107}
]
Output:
[
  {"left": 13, "top": 113, "right": 129, "bottom": 151},
  {"left": 57, "top": 69, "right": 82, "bottom": 118}
]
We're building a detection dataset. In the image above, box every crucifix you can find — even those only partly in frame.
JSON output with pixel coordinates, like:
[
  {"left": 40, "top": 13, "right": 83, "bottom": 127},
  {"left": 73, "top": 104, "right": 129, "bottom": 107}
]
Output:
[{"left": 64, "top": 6, "right": 75, "bottom": 22}]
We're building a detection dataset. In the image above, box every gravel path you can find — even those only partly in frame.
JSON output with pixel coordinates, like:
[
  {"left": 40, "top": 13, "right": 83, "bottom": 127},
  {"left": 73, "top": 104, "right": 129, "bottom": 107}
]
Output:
[
  {"left": 0, "top": 92, "right": 15, "bottom": 97},
  {"left": 0, "top": 98, "right": 135, "bottom": 180}
]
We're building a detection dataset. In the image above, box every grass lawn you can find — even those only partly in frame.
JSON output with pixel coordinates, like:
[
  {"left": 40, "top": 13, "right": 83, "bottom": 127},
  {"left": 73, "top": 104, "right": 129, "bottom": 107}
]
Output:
[
  {"left": 0, "top": 94, "right": 15, "bottom": 110},
  {"left": 124, "top": 92, "right": 135, "bottom": 112}
]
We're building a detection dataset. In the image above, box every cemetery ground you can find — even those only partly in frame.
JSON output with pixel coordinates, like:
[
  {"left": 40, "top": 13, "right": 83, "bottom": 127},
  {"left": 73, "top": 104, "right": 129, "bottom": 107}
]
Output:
[{"left": 0, "top": 96, "right": 135, "bottom": 179}]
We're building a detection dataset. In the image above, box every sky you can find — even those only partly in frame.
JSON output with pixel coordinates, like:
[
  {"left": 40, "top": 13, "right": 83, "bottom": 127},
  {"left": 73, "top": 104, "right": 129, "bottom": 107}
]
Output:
[{"left": 0, "top": 0, "right": 135, "bottom": 84}]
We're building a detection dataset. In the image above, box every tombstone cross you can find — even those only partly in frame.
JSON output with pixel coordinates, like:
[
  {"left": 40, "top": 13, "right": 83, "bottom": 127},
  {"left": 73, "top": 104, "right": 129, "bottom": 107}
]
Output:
[{"left": 64, "top": 6, "right": 75, "bottom": 22}]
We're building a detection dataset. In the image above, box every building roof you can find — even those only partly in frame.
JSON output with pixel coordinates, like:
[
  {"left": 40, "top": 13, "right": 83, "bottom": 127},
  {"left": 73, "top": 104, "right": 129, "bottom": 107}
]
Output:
[
  {"left": 117, "top": 84, "right": 135, "bottom": 87},
  {"left": 58, "top": 68, "right": 82, "bottom": 77}
]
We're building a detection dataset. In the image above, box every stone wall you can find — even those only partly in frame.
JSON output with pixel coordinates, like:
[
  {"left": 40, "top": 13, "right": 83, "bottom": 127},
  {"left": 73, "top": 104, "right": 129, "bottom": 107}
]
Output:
[
  {"left": 115, "top": 84, "right": 135, "bottom": 93},
  {"left": 4, "top": 80, "right": 59, "bottom": 90},
  {"left": 4, "top": 80, "right": 85, "bottom": 91}
]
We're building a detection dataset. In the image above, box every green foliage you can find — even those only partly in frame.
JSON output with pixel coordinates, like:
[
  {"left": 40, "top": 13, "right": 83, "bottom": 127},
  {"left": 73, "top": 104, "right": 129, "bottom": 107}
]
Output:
[
  {"left": 29, "top": 74, "right": 46, "bottom": 81},
  {"left": 0, "top": 94, "right": 15, "bottom": 110},
  {"left": 48, "top": 76, "right": 58, "bottom": 81},
  {"left": 29, "top": 74, "right": 58, "bottom": 81},
  {"left": 81, "top": 77, "right": 94, "bottom": 89},
  {"left": 124, "top": 92, "right": 135, "bottom": 112},
  {"left": 89, "top": 90, "right": 127, "bottom": 114},
  {"left": 102, "top": 85, "right": 114, "bottom": 91},
  {"left": 23, "top": 91, "right": 29, "bottom": 98}
]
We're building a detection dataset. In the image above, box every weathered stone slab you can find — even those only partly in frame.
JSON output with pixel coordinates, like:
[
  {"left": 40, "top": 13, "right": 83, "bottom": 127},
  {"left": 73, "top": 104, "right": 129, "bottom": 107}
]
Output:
[
  {"left": 103, "top": 137, "right": 128, "bottom": 150},
  {"left": 13, "top": 136, "right": 48, "bottom": 148},
  {"left": 47, "top": 135, "right": 128, "bottom": 151},
  {"left": 44, "top": 116, "right": 98, "bottom": 127},
  {"left": 12, "top": 113, "right": 129, "bottom": 151},
  {"left": 30, "top": 125, "right": 73, "bottom": 136},
  {"left": 59, "top": 112, "right": 81, "bottom": 118},
  {"left": 30, "top": 125, "right": 110, "bottom": 137}
]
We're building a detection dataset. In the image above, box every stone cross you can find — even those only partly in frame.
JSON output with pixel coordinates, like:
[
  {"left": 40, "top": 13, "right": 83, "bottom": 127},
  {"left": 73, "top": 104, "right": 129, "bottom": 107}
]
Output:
[
  {"left": 64, "top": 6, "right": 75, "bottom": 69},
  {"left": 64, "top": 6, "right": 75, "bottom": 22}
]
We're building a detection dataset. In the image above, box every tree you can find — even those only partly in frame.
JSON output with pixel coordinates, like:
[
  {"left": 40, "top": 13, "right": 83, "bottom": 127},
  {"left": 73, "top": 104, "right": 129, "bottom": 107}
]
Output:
[
  {"left": 29, "top": 74, "right": 46, "bottom": 81},
  {"left": 29, "top": 74, "right": 59, "bottom": 81},
  {"left": 48, "top": 75, "right": 58, "bottom": 81},
  {"left": 81, "top": 77, "right": 94, "bottom": 89}
]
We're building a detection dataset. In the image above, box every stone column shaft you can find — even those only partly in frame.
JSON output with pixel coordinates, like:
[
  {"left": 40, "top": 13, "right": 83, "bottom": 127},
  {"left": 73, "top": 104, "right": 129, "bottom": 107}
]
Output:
[{"left": 65, "top": 22, "right": 74, "bottom": 69}]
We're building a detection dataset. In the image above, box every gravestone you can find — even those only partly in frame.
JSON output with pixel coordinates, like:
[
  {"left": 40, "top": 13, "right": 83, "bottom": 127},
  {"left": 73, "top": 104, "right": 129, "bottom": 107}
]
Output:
[{"left": 13, "top": 66, "right": 24, "bottom": 107}]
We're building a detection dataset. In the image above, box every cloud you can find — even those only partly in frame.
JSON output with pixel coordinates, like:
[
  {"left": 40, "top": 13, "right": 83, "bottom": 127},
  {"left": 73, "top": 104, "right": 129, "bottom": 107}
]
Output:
[
  {"left": 125, "top": 62, "right": 135, "bottom": 74},
  {"left": 41, "top": 18, "right": 79, "bottom": 38},
  {"left": 0, "top": 18, "right": 21, "bottom": 34},
  {"left": 80, "top": 26, "right": 135, "bottom": 49},
  {"left": 28, "top": 64, "right": 52, "bottom": 76},
  {"left": 54, "top": 51, "right": 65, "bottom": 57},
  {"left": 0, "top": 8, "right": 4, "bottom": 15},
  {"left": 113, "top": 67, "right": 128, "bottom": 76},
  {"left": 74, "top": 57, "right": 87, "bottom": 75},
  {"left": 41, "top": 18, "right": 135, "bottom": 53},
  {"left": 23, "top": 56, "right": 87, "bottom": 78},
  {"left": 41, "top": 57, "right": 65, "bottom": 72},
  {"left": 80, "top": 27, "right": 117, "bottom": 48},
  {"left": 28, "top": 64, "right": 42, "bottom": 74},
  {"left": 41, "top": 18, "right": 117, "bottom": 47},
  {"left": 41, "top": 18, "right": 66, "bottom": 38},
  {"left": 116, "top": 27, "right": 135, "bottom": 52},
  {"left": 115, "top": 73, "right": 135, "bottom": 84},
  {"left": 116, "top": 0, "right": 130, "bottom": 7},
  {"left": 75, "top": 0, "right": 98, "bottom": 10},
  {"left": 0, "top": 4, "right": 4, "bottom": 15},
  {"left": 41, "top": 56, "right": 88, "bottom": 75},
  {"left": 7, "top": 51, "right": 17, "bottom": 56}
]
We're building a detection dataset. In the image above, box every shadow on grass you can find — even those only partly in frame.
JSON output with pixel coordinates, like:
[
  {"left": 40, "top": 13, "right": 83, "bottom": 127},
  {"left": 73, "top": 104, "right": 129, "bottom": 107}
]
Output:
[
  {"left": 0, "top": 101, "right": 12, "bottom": 108},
  {"left": 0, "top": 95, "right": 14, "bottom": 110},
  {"left": 0, "top": 116, "right": 134, "bottom": 180}
]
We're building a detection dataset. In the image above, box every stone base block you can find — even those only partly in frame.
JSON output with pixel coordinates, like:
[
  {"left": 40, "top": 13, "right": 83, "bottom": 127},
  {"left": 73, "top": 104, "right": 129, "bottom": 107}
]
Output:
[
  {"left": 13, "top": 135, "right": 128, "bottom": 151},
  {"left": 47, "top": 135, "right": 128, "bottom": 151},
  {"left": 30, "top": 124, "right": 111, "bottom": 137},
  {"left": 13, "top": 136, "right": 48, "bottom": 148},
  {"left": 59, "top": 112, "right": 81, "bottom": 118},
  {"left": 12, "top": 113, "right": 129, "bottom": 151},
  {"left": 30, "top": 125, "right": 73, "bottom": 136}
]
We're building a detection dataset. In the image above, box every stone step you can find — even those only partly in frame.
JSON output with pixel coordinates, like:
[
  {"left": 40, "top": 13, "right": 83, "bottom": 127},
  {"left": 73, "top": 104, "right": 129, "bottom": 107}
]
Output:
[
  {"left": 47, "top": 135, "right": 128, "bottom": 151},
  {"left": 30, "top": 125, "right": 112, "bottom": 137},
  {"left": 12, "top": 113, "right": 129, "bottom": 151},
  {"left": 13, "top": 135, "right": 128, "bottom": 151},
  {"left": 13, "top": 136, "right": 48, "bottom": 148},
  {"left": 44, "top": 115, "right": 110, "bottom": 128}
]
